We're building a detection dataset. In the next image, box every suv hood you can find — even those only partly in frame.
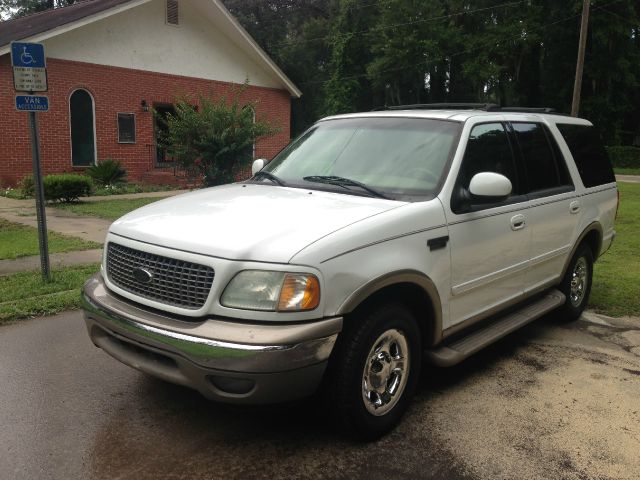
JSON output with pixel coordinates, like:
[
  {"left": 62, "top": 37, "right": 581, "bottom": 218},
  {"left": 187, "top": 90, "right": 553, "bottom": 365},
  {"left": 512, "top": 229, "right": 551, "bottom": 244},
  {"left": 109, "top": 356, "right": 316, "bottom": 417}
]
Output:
[{"left": 109, "top": 183, "right": 404, "bottom": 263}]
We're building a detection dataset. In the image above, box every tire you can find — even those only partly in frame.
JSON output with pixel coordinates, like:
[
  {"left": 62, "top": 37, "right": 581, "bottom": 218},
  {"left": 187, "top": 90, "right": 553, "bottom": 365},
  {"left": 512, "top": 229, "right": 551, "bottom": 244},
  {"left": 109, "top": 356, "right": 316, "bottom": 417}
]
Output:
[
  {"left": 557, "top": 244, "right": 594, "bottom": 322},
  {"left": 323, "top": 303, "right": 422, "bottom": 440}
]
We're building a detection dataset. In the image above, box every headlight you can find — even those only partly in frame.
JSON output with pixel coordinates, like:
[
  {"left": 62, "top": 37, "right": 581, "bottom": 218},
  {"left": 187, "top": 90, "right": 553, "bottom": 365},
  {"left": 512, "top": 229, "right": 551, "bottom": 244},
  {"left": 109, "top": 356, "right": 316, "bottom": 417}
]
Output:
[{"left": 221, "top": 270, "right": 320, "bottom": 312}]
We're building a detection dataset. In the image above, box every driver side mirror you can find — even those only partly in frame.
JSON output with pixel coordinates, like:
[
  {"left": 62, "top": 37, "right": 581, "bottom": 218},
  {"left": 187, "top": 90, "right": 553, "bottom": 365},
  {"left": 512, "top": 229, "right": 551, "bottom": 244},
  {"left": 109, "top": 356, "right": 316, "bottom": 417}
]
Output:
[
  {"left": 468, "top": 172, "right": 512, "bottom": 202},
  {"left": 251, "top": 158, "right": 266, "bottom": 176},
  {"left": 452, "top": 171, "right": 513, "bottom": 213}
]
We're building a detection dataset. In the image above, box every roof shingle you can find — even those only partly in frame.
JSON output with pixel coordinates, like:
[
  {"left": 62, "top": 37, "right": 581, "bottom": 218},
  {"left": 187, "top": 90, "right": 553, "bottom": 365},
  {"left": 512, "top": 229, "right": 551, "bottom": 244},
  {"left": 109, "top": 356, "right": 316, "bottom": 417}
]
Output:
[{"left": 0, "top": 0, "right": 134, "bottom": 49}]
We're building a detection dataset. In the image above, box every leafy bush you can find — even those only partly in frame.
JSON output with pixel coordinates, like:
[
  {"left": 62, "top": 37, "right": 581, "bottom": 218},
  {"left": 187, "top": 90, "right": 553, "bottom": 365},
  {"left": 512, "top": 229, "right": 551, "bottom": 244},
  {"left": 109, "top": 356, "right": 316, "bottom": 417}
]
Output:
[
  {"left": 158, "top": 87, "right": 278, "bottom": 187},
  {"left": 19, "top": 174, "right": 34, "bottom": 197},
  {"left": 606, "top": 146, "right": 640, "bottom": 169},
  {"left": 43, "top": 174, "right": 93, "bottom": 202},
  {"left": 86, "top": 159, "right": 127, "bottom": 186}
]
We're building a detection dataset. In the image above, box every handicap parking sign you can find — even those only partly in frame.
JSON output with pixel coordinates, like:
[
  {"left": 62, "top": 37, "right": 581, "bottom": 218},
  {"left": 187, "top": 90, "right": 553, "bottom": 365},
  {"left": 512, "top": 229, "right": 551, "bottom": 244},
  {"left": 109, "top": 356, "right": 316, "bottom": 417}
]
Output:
[
  {"left": 11, "top": 42, "right": 47, "bottom": 92},
  {"left": 11, "top": 42, "right": 46, "bottom": 68}
]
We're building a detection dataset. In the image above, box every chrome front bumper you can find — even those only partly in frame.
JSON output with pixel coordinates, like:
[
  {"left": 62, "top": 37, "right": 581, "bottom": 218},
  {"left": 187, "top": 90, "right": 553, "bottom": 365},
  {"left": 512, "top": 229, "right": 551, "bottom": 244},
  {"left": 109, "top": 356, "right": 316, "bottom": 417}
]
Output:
[{"left": 82, "top": 274, "right": 342, "bottom": 404}]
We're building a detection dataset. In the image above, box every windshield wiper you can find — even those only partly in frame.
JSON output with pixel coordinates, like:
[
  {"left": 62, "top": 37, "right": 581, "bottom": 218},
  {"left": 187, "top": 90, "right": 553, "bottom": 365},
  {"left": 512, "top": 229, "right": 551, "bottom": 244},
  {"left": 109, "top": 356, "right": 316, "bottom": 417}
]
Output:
[
  {"left": 303, "top": 175, "right": 390, "bottom": 199},
  {"left": 252, "top": 171, "right": 288, "bottom": 187}
]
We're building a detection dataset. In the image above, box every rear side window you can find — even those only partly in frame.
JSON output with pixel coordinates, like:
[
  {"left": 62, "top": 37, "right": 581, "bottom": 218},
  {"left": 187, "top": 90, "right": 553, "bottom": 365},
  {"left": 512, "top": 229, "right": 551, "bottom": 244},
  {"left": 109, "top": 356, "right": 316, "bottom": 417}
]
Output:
[
  {"left": 556, "top": 124, "right": 615, "bottom": 187},
  {"left": 511, "top": 122, "right": 572, "bottom": 192}
]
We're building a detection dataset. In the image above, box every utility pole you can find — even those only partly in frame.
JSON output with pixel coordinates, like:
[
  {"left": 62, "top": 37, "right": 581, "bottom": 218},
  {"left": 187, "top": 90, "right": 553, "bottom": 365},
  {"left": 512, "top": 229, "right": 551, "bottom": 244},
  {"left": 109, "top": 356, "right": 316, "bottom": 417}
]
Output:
[{"left": 571, "top": 0, "right": 590, "bottom": 117}]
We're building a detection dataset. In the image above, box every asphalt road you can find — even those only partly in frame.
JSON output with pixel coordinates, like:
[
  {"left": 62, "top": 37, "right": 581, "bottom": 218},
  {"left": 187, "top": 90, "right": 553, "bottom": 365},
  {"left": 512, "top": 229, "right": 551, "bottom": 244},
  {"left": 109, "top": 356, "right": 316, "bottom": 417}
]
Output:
[{"left": 1, "top": 310, "right": 639, "bottom": 480}]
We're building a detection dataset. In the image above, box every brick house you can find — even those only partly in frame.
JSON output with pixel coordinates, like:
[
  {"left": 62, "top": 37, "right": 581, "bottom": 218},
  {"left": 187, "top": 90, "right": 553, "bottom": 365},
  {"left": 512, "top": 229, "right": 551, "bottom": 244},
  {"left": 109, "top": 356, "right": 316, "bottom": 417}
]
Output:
[{"left": 0, "top": 0, "right": 301, "bottom": 186}]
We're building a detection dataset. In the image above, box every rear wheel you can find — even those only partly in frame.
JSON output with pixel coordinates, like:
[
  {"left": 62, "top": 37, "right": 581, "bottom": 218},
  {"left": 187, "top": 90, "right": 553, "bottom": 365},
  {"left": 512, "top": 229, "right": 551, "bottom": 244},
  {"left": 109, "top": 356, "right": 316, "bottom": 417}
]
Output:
[
  {"left": 324, "top": 303, "right": 421, "bottom": 440},
  {"left": 557, "top": 244, "right": 594, "bottom": 321}
]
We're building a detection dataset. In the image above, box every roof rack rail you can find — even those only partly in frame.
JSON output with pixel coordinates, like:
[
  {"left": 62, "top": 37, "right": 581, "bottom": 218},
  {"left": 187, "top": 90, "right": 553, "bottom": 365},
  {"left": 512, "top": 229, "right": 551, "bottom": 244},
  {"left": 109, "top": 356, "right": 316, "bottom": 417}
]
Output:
[
  {"left": 372, "top": 104, "right": 565, "bottom": 115},
  {"left": 373, "top": 103, "right": 499, "bottom": 111},
  {"left": 498, "top": 107, "right": 557, "bottom": 114}
]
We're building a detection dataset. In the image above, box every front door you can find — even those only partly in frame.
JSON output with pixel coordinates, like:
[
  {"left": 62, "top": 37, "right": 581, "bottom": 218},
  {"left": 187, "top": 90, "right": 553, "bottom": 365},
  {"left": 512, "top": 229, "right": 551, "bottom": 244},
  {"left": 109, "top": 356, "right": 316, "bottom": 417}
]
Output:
[{"left": 444, "top": 122, "right": 531, "bottom": 327}]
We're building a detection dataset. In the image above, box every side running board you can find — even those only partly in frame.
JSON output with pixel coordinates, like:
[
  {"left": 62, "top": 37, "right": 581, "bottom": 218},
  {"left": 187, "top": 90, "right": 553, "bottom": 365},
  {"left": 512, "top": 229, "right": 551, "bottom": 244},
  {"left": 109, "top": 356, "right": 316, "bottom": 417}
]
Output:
[{"left": 425, "top": 290, "right": 565, "bottom": 367}]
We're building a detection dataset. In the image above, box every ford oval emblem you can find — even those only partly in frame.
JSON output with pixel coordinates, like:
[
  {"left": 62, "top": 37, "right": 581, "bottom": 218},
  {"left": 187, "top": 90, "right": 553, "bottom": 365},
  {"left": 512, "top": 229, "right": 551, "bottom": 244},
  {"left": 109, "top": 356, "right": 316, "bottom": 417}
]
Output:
[{"left": 132, "top": 267, "right": 153, "bottom": 284}]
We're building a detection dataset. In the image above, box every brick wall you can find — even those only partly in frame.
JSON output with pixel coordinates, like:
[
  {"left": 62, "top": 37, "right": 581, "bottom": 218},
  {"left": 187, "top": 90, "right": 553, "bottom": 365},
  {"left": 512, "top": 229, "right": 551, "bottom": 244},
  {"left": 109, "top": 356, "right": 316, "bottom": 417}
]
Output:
[{"left": 0, "top": 56, "right": 292, "bottom": 186}]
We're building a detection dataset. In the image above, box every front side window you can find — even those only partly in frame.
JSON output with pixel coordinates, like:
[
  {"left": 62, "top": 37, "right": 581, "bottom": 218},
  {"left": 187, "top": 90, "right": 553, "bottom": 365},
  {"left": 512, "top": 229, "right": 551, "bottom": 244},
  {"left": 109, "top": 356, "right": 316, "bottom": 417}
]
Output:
[
  {"left": 70, "top": 89, "right": 96, "bottom": 166},
  {"left": 262, "top": 117, "right": 461, "bottom": 200},
  {"left": 457, "top": 122, "right": 518, "bottom": 190}
]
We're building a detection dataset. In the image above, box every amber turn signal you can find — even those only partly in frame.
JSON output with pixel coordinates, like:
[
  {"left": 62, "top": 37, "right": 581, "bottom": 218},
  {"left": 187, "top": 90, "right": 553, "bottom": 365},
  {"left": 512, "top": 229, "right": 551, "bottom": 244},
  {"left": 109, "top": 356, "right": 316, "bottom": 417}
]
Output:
[{"left": 277, "top": 274, "right": 320, "bottom": 311}]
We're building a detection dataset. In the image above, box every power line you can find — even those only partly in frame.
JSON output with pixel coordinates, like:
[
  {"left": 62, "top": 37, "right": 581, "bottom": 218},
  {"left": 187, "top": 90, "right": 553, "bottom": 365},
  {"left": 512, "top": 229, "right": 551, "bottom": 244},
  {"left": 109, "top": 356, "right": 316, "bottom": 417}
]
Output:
[
  {"left": 268, "top": 0, "right": 529, "bottom": 48},
  {"left": 298, "top": 13, "right": 572, "bottom": 87},
  {"left": 297, "top": 0, "right": 627, "bottom": 88},
  {"left": 596, "top": 6, "right": 640, "bottom": 28}
]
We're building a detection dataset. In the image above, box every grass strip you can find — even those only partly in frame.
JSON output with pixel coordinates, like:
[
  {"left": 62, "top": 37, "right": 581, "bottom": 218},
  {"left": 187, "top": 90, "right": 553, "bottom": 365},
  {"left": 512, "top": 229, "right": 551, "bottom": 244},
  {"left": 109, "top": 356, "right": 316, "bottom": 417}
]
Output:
[
  {"left": 52, "top": 197, "right": 166, "bottom": 221},
  {"left": 589, "top": 182, "right": 640, "bottom": 317},
  {"left": 0, "top": 219, "right": 100, "bottom": 260},
  {"left": 615, "top": 167, "right": 640, "bottom": 176},
  {"left": 0, "top": 264, "right": 99, "bottom": 324}
]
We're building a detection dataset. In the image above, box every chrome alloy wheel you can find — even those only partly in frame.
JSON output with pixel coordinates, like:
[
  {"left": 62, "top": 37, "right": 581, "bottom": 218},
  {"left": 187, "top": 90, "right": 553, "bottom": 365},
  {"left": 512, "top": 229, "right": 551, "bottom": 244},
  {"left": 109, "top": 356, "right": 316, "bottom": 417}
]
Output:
[
  {"left": 362, "top": 329, "right": 410, "bottom": 416},
  {"left": 569, "top": 257, "right": 589, "bottom": 307}
]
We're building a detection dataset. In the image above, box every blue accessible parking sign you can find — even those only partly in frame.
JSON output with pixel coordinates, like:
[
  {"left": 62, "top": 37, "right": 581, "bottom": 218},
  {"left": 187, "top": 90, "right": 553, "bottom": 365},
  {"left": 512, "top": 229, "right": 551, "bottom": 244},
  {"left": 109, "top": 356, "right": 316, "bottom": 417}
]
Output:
[
  {"left": 16, "top": 95, "right": 49, "bottom": 112},
  {"left": 11, "top": 42, "right": 46, "bottom": 68},
  {"left": 11, "top": 42, "right": 48, "bottom": 92}
]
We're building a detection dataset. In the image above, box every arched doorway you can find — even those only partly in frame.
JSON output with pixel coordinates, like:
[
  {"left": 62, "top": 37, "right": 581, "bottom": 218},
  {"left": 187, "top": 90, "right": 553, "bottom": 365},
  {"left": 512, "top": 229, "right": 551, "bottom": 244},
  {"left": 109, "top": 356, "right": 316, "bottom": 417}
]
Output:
[{"left": 69, "top": 89, "right": 96, "bottom": 166}]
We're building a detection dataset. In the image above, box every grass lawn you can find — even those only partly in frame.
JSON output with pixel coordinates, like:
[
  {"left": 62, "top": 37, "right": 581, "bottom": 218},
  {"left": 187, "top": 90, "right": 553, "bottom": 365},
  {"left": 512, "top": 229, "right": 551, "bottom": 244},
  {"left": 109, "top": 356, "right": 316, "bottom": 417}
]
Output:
[
  {"left": 52, "top": 197, "right": 166, "bottom": 221},
  {"left": 589, "top": 182, "right": 640, "bottom": 317},
  {"left": 0, "top": 264, "right": 99, "bottom": 325},
  {"left": 0, "top": 219, "right": 100, "bottom": 260},
  {"left": 614, "top": 167, "right": 640, "bottom": 176}
]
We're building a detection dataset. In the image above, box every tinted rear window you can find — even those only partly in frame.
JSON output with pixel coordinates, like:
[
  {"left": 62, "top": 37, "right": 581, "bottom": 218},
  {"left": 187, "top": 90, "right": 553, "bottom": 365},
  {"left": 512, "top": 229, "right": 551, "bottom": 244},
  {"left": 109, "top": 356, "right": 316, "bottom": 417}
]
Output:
[
  {"left": 512, "top": 122, "right": 572, "bottom": 192},
  {"left": 556, "top": 124, "right": 615, "bottom": 187}
]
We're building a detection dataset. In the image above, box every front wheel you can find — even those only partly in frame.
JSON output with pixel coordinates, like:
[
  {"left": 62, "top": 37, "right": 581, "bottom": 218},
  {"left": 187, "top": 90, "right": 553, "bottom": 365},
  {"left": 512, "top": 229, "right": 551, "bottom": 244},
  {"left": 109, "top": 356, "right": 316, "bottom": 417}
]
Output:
[
  {"left": 557, "top": 244, "right": 594, "bottom": 321},
  {"left": 324, "top": 303, "right": 421, "bottom": 440}
]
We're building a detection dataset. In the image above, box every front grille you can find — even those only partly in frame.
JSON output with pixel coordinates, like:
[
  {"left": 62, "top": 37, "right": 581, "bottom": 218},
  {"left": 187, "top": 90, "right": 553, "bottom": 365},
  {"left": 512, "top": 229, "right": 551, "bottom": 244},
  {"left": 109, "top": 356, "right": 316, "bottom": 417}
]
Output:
[{"left": 106, "top": 242, "right": 214, "bottom": 310}]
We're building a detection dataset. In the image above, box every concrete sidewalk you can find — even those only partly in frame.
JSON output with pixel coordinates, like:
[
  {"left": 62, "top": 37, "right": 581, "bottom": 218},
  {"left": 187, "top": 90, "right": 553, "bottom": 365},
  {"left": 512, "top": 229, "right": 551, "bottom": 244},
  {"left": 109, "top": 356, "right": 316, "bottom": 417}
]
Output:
[
  {"left": 0, "top": 189, "right": 187, "bottom": 244},
  {"left": 0, "top": 189, "right": 187, "bottom": 275},
  {"left": 616, "top": 174, "right": 640, "bottom": 183},
  {"left": 0, "top": 249, "right": 102, "bottom": 276}
]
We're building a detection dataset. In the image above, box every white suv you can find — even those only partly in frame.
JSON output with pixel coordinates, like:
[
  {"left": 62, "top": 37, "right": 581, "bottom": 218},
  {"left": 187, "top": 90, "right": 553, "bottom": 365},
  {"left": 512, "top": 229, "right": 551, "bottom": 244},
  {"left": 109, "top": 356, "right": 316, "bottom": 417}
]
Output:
[{"left": 82, "top": 105, "right": 618, "bottom": 439}]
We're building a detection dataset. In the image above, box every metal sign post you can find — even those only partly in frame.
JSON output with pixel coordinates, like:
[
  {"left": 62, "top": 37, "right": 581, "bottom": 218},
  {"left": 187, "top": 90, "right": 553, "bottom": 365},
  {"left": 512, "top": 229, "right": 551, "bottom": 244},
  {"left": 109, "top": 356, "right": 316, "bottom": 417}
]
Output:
[
  {"left": 11, "top": 42, "right": 50, "bottom": 281},
  {"left": 27, "top": 111, "right": 51, "bottom": 280}
]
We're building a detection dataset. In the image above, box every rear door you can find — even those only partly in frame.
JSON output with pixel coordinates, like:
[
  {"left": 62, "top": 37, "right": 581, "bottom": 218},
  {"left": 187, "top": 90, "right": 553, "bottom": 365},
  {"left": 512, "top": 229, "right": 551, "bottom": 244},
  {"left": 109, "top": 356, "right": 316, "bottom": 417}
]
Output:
[{"left": 509, "top": 121, "right": 579, "bottom": 292}]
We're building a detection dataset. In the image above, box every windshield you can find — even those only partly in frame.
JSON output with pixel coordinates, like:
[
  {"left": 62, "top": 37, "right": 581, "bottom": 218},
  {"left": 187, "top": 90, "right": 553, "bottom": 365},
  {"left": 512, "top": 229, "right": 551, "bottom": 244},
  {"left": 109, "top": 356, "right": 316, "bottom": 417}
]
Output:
[{"left": 261, "top": 117, "right": 461, "bottom": 200}]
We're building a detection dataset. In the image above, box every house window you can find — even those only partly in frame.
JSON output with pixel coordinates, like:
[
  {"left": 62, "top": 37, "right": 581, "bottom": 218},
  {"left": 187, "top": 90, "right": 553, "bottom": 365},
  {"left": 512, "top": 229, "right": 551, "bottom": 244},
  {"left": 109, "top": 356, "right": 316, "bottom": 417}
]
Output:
[
  {"left": 117, "top": 113, "right": 136, "bottom": 143},
  {"left": 166, "top": 0, "right": 179, "bottom": 25},
  {"left": 70, "top": 89, "right": 96, "bottom": 167}
]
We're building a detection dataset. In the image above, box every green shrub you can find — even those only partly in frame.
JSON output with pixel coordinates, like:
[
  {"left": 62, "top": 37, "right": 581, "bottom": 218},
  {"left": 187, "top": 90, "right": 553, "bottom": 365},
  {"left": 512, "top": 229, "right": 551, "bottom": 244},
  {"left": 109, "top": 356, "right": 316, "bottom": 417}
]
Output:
[
  {"left": 86, "top": 159, "right": 127, "bottom": 186},
  {"left": 606, "top": 146, "right": 640, "bottom": 169},
  {"left": 159, "top": 87, "right": 278, "bottom": 187},
  {"left": 43, "top": 174, "right": 93, "bottom": 202},
  {"left": 19, "top": 174, "right": 34, "bottom": 197}
]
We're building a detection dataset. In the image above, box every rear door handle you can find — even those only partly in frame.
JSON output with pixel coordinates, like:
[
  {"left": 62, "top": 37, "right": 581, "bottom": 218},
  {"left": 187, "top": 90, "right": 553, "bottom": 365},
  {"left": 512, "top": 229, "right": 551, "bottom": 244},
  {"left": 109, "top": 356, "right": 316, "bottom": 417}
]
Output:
[
  {"left": 511, "top": 214, "right": 526, "bottom": 231},
  {"left": 570, "top": 200, "right": 581, "bottom": 214}
]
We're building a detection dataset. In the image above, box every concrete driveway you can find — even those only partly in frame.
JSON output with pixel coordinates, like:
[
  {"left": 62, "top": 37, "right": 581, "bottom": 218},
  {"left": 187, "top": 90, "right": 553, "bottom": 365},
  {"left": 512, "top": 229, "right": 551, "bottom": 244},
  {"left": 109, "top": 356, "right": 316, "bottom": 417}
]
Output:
[{"left": 1, "top": 311, "right": 638, "bottom": 480}]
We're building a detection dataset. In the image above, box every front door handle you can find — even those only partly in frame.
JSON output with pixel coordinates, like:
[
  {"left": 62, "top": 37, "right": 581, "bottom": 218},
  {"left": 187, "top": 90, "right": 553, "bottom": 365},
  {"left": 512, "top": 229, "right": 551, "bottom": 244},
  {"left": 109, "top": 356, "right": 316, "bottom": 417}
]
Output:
[
  {"left": 511, "top": 214, "right": 526, "bottom": 231},
  {"left": 570, "top": 200, "right": 581, "bottom": 214}
]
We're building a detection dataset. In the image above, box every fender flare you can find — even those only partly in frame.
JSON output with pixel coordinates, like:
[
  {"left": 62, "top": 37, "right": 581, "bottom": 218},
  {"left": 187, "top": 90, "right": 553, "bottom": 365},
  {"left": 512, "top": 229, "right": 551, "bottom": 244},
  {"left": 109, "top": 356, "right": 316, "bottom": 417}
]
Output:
[
  {"left": 560, "top": 222, "right": 603, "bottom": 279},
  {"left": 336, "top": 269, "right": 443, "bottom": 346}
]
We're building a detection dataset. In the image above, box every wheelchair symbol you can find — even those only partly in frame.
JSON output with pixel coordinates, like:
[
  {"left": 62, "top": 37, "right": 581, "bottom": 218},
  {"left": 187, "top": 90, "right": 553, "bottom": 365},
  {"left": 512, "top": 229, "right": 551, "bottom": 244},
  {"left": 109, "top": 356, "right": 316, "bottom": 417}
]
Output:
[{"left": 20, "top": 47, "right": 35, "bottom": 65}]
